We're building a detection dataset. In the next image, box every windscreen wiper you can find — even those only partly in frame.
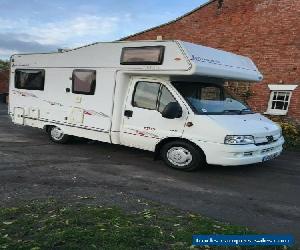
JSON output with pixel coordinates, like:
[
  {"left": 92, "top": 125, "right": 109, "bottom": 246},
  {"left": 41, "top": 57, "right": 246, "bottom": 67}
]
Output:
[
  {"left": 240, "top": 108, "right": 252, "bottom": 114},
  {"left": 223, "top": 109, "right": 241, "bottom": 114},
  {"left": 223, "top": 109, "right": 252, "bottom": 114}
]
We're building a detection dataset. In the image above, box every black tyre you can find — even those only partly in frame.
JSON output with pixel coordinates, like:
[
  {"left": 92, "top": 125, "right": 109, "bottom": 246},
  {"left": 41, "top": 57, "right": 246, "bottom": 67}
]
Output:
[
  {"left": 48, "top": 126, "right": 70, "bottom": 144},
  {"left": 161, "top": 141, "right": 206, "bottom": 171}
]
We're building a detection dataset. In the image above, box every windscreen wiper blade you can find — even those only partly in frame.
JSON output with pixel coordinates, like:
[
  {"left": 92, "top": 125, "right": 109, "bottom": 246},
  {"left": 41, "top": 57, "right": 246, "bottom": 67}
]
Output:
[
  {"left": 223, "top": 109, "right": 241, "bottom": 114},
  {"left": 240, "top": 108, "right": 252, "bottom": 114},
  {"left": 223, "top": 109, "right": 252, "bottom": 114}
]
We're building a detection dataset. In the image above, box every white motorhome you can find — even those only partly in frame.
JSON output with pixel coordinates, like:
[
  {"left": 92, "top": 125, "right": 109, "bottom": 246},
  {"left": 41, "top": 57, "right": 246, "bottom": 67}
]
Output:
[{"left": 9, "top": 40, "right": 284, "bottom": 171}]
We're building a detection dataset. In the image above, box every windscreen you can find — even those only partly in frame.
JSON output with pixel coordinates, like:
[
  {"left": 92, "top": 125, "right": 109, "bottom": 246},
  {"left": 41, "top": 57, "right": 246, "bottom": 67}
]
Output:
[{"left": 172, "top": 82, "right": 253, "bottom": 115}]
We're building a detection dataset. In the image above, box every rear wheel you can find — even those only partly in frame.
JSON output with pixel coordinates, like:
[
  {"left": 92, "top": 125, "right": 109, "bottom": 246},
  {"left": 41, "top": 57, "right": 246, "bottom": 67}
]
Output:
[
  {"left": 161, "top": 141, "right": 206, "bottom": 171},
  {"left": 48, "top": 126, "right": 70, "bottom": 144}
]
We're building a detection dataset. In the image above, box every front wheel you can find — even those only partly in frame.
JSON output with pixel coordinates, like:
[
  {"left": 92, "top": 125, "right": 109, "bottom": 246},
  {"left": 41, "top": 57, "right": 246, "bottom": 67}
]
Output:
[
  {"left": 48, "top": 126, "right": 70, "bottom": 144},
  {"left": 161, "top": 141, "right": 206, "bottom": 171}
]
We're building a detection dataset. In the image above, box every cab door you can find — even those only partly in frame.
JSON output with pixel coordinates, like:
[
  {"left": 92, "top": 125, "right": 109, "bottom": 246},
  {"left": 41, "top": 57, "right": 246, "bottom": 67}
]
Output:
[{"left": 120, "top": 78, "right": 188, "bottom": 151}]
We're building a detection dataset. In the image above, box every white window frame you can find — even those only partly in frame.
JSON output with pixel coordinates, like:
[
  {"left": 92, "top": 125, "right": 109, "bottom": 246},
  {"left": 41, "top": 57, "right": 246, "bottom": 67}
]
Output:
[{"left": 265, "top": 84, "right": 298, "bottom": 115}]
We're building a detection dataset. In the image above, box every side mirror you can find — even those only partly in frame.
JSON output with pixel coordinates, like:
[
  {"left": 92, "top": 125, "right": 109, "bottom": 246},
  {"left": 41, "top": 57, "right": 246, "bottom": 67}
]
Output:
[{"left": 161, "top": 102, "right": 182, "bottom": 119}]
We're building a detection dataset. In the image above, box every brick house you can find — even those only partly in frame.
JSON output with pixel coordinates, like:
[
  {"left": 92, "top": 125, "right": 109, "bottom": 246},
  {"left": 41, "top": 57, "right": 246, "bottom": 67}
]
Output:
[
  {"left": 123, "top": 0, "right": 300, "bottom": 123},
  {"left": 0, "top": 69, "right": 9, "bottom": 103}
]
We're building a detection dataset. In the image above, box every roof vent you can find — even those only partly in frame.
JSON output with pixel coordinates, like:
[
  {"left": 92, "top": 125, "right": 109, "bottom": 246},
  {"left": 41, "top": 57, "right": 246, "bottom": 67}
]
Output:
[{"left": 58, "top": 48, "right": 70, "bottom": 53}]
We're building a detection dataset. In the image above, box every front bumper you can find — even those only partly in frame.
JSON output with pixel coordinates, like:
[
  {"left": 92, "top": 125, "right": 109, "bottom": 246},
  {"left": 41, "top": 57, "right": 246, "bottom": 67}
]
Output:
[{"left": 194, "top": 136, "right": 285, "bottom": 166}]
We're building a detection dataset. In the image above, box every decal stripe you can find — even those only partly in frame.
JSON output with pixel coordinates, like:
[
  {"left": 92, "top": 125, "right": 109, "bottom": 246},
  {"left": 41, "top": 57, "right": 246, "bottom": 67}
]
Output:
[
  {"left": 23, "top": 116, "right": 109, "bottom": 134},
  {"left": 123, "top": 131, "right": 160, "bottom": 140}
]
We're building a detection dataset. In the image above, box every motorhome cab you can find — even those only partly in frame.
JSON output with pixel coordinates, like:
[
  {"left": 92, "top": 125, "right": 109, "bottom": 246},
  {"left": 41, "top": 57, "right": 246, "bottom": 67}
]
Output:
[{"left": 9, "top": 40, "right": 284, "bottom": 171}]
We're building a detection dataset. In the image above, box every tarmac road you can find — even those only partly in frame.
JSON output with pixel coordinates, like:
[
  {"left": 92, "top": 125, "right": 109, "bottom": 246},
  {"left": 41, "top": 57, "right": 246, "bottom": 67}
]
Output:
[{"left": 0, "top": 103, "right": 299, "bottom": 242}]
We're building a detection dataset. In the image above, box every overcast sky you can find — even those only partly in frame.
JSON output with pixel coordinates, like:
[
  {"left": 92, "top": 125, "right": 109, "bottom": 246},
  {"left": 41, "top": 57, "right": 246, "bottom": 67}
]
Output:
[{"left": 0, "top": 0, "right": 208, "bottom": 60}]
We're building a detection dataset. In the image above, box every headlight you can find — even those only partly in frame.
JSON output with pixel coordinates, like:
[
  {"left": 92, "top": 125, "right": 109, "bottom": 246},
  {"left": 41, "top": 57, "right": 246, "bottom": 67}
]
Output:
[{"left": 224, "top": 135, "right": 255, "bottom": 145}]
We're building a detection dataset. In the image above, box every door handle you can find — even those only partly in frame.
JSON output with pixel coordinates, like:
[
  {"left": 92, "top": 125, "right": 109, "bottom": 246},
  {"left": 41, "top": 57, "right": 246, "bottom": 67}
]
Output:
[{"left": 124, "top": 110, "right": 133, "bottom": 117}]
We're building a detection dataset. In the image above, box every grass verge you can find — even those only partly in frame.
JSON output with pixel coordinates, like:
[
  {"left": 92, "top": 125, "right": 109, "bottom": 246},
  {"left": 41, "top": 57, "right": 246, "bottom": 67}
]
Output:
[{"left": 0, "top": 199, "right": 295, "bottom": 249}]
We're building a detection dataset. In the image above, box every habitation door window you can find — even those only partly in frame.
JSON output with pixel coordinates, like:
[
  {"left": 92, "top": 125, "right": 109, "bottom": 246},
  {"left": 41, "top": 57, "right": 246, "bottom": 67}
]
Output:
[
  {"left": 72, "top": 69, "right": 96, "bottom": 95},
  {"left": 15, "top": 69, "right": 45, "bottom": 90},
  {"left": 267, "top": 91, "right": 291, "bottom": 115},
  {"left": 132, "top": 81, "right": 160, "bottom": 110}
]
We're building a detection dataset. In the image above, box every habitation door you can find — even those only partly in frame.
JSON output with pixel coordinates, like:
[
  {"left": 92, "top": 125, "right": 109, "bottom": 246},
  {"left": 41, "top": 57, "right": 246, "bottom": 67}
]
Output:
[{"left": 120, "top": 78, "right": 188, "bottom": 151}]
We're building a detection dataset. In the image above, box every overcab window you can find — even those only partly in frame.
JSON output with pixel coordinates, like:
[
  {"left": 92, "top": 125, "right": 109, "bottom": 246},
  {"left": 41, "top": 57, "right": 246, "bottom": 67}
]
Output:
[
  {"left": 120, "top": 46, "right": 165, "bottom": 65},
  {"left": 72, "top": 69, "right": 96, "bottom": 95},
  {"left": 15, "top": 69, "right": 45, "bottom": 90}
]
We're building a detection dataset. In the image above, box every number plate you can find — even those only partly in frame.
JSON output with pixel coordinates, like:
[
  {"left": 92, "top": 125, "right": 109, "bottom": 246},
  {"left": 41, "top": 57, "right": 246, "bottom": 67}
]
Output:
[{"left": 262, "top": 152, "right": 280, "bottom": 162}]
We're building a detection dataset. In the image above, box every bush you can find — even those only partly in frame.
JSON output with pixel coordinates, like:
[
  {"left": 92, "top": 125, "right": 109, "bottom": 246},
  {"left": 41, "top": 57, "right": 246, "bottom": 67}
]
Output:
[
  {"left": 277, "top": 121, "right": 300, "bottom": 150},
  {"left": 0, "top": 59, "right": 9, "bottom": 69}
]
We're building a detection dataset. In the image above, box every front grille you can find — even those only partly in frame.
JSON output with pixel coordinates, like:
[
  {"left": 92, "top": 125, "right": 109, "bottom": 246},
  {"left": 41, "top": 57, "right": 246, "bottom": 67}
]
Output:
[
  {"left": 255, "top": 134, "right": 280, "bottom": 146},
  {"left": 261, "top": 147, "right": 275, "bottom": 154},
  {"left": 244, "top": 151, "right": 253, "bottom": 156},
  {"left": 255, "top": 139, "right": 278, "bottom": 146}
]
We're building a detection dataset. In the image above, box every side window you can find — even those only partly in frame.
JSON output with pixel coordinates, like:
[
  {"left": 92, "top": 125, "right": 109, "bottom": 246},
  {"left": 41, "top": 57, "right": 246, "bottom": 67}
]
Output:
[
  {"left": 132, "top": 81, "right": 160, "bottom": 110},
  {"left": 72, "top": 69, "right": 96, "bottom": 95},
  {"left": 15, "top": 69, "right": 45, "bottom": 90},
  {"left": 158, "top": 86, "right": 177, "bottom": 112}
]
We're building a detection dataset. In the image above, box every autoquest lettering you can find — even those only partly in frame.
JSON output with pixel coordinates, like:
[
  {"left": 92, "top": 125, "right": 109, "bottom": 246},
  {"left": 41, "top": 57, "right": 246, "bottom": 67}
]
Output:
[{"left": 190, "top": 55, "right": 221, "bottom": 65}]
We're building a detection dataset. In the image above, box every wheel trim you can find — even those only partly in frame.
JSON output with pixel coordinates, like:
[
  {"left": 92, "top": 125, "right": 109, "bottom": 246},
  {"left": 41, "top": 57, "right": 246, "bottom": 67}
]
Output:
[
  {"left": 50, "top": 127, "right": 64, "bottom": 141},
  {"left": 166, "top": 147, "right": 193, "bottom": 167}
]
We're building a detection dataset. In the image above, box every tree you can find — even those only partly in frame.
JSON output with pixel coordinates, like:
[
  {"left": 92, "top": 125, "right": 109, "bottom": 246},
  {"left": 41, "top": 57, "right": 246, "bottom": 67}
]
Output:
[{"left": 0, "top": 59, "right": 9, "bottom": 70}]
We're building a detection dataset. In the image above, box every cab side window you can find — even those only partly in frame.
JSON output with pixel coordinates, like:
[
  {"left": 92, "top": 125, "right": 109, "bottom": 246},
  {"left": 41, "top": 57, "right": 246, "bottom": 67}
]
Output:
[
  {"left": 158, "top": 86, "right": 177, "bottom": 112},
  {"left": 132, "top": 81, "right": 179, "bottom": 113},
  {"left": 132, "top": 81, "right": 160, "bottom": 110}
]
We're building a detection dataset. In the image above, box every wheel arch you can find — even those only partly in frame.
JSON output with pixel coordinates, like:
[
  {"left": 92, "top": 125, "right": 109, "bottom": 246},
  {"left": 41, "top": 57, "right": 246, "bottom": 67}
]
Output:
[
  {"left": 45, "top": 124, "right": 70, "bottom": 144},
  {"left": 43, "top": 124, "right": 57, "bottom": 133},
  {"left": 43, "top": 124, "right": 66, "bottom": 134}
]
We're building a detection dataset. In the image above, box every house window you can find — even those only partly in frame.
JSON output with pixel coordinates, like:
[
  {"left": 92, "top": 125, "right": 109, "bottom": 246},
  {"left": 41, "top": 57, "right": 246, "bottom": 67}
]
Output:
[
  {"left": 268, "top": 91, "right": 291, "bottom": 114},
  {"left": 15, "top": 69, "right": 45, "bottom": 90},
  {"left": 266, "top": 84, "right": 298, "bottom": 115},
  {"left": 72, "top": 69, "right": 96, "bottom": 95}
]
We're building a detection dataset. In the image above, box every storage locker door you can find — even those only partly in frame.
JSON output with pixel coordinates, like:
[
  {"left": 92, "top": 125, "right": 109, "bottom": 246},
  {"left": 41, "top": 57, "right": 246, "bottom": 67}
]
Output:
[{"left": 13, "top": 107, "right": 25, "bottom": 125}]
